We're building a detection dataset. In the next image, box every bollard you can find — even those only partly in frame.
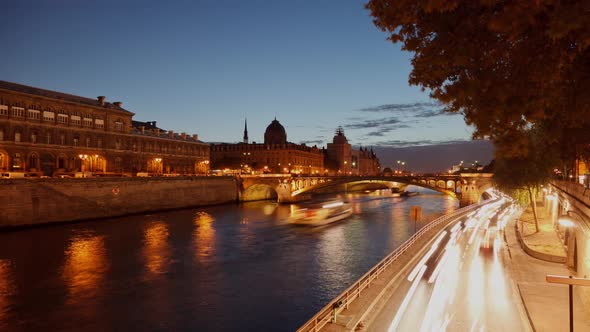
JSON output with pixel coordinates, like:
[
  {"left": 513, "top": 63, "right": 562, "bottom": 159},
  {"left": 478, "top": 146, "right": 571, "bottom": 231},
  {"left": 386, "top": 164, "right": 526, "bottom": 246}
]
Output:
[{"left": 332, "top": 300, "right": 342, "bottom": 323}]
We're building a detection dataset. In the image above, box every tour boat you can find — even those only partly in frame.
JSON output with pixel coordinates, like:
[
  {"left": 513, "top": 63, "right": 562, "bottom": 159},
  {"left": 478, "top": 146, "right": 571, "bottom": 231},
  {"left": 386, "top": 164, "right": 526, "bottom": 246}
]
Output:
[{"left": 289, "top": 200, "right": 353, "bottom": 226}]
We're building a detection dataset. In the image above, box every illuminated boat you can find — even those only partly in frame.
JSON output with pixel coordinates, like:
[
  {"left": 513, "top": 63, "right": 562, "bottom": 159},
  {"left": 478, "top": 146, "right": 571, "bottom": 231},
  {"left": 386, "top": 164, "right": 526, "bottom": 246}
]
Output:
[{"left": 289, "top": 201, "right": 353, "bottom": 226}]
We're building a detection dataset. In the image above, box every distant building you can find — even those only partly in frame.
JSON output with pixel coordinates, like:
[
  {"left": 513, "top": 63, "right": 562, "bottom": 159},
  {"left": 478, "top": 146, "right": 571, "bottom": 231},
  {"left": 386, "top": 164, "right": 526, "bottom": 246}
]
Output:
[
  {"left": 326, "top": 127, "right": 380, "bottom": 176},
  {"left": 210, "top": 118, "right": 325, "bottom": 175},
  {"left": 0, "top": 80, "right": 209, "bottom": 176},
  {"left": 210, "top": 122, "right": 380, "bottom": 176}
]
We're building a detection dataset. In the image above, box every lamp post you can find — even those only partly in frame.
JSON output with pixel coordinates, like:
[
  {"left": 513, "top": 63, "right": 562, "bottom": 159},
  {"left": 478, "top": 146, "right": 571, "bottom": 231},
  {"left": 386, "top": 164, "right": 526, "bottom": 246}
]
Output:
[
  {"left": 154, "top": 157, "right": 162, "bottom": 175},
  {"left": 546, "top": 274, "right": 590, "bottom": 332},
  {"left": 78, "top": 154, "right": 88, "bottom": 177}
]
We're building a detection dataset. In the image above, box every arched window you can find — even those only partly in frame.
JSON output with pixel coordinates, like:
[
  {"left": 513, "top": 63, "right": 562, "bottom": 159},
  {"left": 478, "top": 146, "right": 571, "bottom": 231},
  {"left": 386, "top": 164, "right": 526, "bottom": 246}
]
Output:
[
  {"left": 114, "top": 157, "right": 122, "bottom": 172},
  {"left": 28, "top": 153, "right": 39, "bottom": 171},
  {"left": 12, "top": 153, "right": 23, "bottom": 170}
]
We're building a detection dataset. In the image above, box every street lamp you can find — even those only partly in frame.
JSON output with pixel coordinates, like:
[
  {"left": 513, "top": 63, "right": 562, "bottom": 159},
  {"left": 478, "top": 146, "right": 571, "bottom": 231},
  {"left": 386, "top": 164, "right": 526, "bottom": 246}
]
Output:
[{"left": 78, "top": 154, "right": 88, "bottom": 176}]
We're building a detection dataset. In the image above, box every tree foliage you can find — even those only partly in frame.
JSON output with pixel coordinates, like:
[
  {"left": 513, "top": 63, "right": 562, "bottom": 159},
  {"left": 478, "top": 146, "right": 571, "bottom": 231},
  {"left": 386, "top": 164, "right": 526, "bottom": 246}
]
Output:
[
  {"left": 366, "top": 0, "right": 590, "bottom": 159},
  {"left": 494, "top": 127, "right": 558, "bottom": 230}
]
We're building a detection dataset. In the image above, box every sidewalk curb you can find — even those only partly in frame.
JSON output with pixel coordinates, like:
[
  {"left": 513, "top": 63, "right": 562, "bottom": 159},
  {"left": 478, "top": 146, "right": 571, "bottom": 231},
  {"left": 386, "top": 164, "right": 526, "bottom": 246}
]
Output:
[{"left": 514, "top": 218, "right": 566, "bottom": 263}]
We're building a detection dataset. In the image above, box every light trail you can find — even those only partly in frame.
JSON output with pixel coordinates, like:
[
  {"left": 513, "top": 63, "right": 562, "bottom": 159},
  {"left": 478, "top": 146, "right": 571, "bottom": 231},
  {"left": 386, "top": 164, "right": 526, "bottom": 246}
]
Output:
[
  {"left": 388, "top": 265, "right": 428, "bottom": 332},
  {"left": 407, "top": 231, "right": 447, "bottom": 282}
]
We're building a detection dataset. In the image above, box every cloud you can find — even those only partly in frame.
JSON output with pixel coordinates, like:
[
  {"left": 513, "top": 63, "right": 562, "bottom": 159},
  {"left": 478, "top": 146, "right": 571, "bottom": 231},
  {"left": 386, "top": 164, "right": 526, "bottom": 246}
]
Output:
[
  {"left": 299, "top": 140, "right": 324, "bottom": 146},
  {"left": 345, "top": 117, "right": 402, "bottom": 130},
  {"left": 358, "top": 101, "right": 458, "bottom": 118},
  {"left": 371, "top": 138, "right": 471, "bottom": 148}
]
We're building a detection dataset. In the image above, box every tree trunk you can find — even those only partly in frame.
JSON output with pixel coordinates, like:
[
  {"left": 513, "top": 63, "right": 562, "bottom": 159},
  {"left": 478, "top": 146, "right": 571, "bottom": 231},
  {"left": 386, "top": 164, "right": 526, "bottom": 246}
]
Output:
[{"left": 528, "top": 186, "right": 540, "bottom": 233}]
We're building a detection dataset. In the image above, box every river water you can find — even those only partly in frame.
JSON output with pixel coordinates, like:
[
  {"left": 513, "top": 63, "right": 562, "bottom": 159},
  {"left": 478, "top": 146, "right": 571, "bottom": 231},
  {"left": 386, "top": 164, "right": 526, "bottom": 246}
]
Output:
[{"left": 0, "top": 186, "right": 457, "bottom": 331}]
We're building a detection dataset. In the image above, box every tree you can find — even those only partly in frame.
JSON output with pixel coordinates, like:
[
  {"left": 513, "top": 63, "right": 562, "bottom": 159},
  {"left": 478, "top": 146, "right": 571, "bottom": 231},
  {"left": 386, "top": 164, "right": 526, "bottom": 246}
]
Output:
[
  {"left": 493, "top": 127, "right": 559, "bottom": 232},
  {"left": 366, "top": 0, "right": 590, "bottom": 158}
]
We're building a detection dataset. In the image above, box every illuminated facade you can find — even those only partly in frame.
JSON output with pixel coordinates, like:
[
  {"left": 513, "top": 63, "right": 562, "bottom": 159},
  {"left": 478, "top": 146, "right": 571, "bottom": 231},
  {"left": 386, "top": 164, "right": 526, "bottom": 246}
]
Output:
[
  {"left": 210, "top": 118, "right": 325, "bottom": 174},
  {"left": 0, "top": 80, "right": 209, "bottom": 176}
]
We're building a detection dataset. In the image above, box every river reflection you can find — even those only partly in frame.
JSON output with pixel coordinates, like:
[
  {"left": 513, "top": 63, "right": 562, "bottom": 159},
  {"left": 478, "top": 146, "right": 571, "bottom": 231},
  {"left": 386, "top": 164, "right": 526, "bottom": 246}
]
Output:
[
  {"left": 0, "top": 187, "right": 457, "bottom": 332},
  {"left": 193, "top": 212, "right": 216, "bottom": 264},
  {"left": 0, "top": 260, "right": 14, "bottom": 322},
  {"left": 143, "top": 222, "right": 171, "bottom": 276},
  {"left": 62, "top": 232, "right": 108, "bottom": 303}
]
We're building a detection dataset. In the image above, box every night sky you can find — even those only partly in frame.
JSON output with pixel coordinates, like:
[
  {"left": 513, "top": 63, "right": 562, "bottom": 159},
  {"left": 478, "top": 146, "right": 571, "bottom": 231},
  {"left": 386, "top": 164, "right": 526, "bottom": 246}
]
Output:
[{"left": 0, "top": 0, "right": 492, "bottom": 172}]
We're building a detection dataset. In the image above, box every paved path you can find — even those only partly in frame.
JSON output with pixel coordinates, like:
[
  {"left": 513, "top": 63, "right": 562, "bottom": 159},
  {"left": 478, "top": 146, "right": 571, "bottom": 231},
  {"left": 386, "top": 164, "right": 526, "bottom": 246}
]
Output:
[{"left": 506, "top": 213, "right": 590, "bottom": 332}]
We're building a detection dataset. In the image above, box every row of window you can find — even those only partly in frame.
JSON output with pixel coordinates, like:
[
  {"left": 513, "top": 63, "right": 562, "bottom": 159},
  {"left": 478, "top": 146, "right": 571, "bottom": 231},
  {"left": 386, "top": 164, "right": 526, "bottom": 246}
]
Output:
[
  {"left": 0, "top": 105, "right": 119, "bottom": 130},
  {"left": 0, "top": 130, "right": 208, "bottom": 156}
]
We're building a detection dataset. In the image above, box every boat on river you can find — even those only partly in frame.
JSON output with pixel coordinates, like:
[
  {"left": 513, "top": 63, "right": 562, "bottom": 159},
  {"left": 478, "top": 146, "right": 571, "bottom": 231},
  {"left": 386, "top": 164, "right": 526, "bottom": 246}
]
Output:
[{"left": 289, "top": 200, "right": 353, "bottom": 226}]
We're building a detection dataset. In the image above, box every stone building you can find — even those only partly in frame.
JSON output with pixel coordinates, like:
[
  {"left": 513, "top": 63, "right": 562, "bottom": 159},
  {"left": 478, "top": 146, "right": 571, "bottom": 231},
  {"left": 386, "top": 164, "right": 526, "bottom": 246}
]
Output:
[
  {"left": 210, "top": 118, "right": 325, "bottom": 175},
  {"left": 0, "top": 80, "right": 209, "bottom": 176},
  {"left": 326, "top": 127, "right": 380, "bottom": 176},
  {"left": 210, "top": 121, "right": 381, "bottom": 176}
]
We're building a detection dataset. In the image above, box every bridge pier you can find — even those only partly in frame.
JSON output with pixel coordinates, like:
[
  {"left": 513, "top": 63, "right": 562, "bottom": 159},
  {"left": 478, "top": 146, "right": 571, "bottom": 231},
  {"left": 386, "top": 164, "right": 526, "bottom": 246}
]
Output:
[{"left": 459, "top": 174, "right": 493, "bottom": 207}]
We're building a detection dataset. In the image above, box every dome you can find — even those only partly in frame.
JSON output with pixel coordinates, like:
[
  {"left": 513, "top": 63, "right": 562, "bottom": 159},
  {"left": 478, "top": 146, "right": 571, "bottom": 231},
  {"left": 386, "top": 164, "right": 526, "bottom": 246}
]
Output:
[
  {"left": 332, "top": 127, "right": 348, "bottom": 144},
  {"left": 264, "top": 118, "right": 287, "bottom": 145}
]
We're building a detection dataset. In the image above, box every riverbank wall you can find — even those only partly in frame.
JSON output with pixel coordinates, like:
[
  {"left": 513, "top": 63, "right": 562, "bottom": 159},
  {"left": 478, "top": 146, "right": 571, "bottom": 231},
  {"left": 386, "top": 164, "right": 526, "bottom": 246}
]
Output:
[{"left": 0, "top": 176, "right": 238, "bottom": 228}]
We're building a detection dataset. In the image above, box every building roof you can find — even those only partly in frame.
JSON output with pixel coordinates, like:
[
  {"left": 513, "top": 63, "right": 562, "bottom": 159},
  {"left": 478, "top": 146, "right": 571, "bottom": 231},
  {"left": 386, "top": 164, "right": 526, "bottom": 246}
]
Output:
[
  {"left": 264, "top": 118, "right": 287, "bottom": 145},
  {"left": 0, "top": 80, "right": 133, "bottom": 114}
]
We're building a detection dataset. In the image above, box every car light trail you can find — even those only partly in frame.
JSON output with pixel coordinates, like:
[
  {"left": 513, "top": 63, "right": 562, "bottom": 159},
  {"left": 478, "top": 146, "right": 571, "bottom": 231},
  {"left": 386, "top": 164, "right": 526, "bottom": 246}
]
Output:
[
  {"left": 407, "top": 231, "right": 447, "bottom": 282},
  {"left": 388, "top": 265, "right": 427, "bottom": 332}
]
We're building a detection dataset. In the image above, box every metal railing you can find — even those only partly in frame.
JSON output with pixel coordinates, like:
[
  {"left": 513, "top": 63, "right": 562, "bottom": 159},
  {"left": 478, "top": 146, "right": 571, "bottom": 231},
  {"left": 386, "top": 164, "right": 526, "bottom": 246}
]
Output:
[{"left": 296, "top": 203, "right": 483, "bottom": 332}]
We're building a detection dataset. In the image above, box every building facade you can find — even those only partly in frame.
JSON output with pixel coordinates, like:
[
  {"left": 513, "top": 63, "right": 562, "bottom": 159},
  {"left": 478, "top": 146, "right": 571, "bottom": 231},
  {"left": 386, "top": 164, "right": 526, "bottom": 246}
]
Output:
[
  {"left": 210, "top": 118, "right": 325, "bottom": 175},
  {"left": 326, "top": 127, "right": 380, "bottom": 176},
  {"left": 0, "top": 80, "right": 209, "bottom": 176}
]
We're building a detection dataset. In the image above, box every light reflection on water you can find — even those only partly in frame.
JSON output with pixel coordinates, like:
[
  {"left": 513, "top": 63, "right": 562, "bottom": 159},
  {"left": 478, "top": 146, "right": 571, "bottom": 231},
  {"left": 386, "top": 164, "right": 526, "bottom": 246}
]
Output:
[
  {"left": 62, "top": 232, "right": 108, "bottom": 304},
  {"left": 0, "top": 186, "right": 457, "bottom": 332},
  {"left": 0, "top": 260, "right": 14, "bottom": 322},
  {"left": 143, "top": 222, "right": 171, "bottom": 276},
  {"left": 193, "top": 212, "right": 216, "bottom": 264}
]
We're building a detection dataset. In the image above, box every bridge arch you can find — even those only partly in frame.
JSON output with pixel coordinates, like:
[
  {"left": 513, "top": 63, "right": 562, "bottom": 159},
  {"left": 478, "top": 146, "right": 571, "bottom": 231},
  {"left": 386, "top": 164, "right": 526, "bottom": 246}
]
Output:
[{"left": 241, "top": 183, "right": 278, "bottom": 202}]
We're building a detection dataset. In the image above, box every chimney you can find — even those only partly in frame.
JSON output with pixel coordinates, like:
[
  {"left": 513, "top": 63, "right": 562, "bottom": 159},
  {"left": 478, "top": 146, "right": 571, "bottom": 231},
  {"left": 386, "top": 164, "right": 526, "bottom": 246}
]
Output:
[
  {"left": 140, "top": 126, "right": 145, "bottom": 134},
  {"left": 97, "top": 96, "right": 106, "bottom": 106},
  {"left": 181, "top": 132, "right": 187, "bottom": 140},
  {"left": 168, "top": 130, "right": 174, "bottom": 138},
  {"left": 113, "top": 101, "right": 122, "bottom": 108},
  {"left": 192, "top": 134, "right": 199, "bottom": 141}
]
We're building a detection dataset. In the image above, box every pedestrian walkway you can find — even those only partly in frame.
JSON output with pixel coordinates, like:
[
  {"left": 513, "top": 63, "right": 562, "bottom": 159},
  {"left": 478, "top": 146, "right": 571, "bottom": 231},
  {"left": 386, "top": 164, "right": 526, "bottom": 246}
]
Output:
[{"left": 507, "top": 208, "right": 590, "bottom": 331}]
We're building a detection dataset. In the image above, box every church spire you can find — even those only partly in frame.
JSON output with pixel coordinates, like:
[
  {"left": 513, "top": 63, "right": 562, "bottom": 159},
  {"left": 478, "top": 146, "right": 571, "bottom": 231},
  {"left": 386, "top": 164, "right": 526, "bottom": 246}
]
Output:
[{"left": 243, "top": 118, "right": 249, "bottom": 144}]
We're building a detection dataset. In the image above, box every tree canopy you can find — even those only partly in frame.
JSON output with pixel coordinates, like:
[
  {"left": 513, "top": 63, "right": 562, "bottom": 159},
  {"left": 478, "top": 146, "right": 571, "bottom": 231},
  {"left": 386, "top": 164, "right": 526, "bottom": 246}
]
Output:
[{"left": 366, "top": 0, "right": 590, "bottom": 160}]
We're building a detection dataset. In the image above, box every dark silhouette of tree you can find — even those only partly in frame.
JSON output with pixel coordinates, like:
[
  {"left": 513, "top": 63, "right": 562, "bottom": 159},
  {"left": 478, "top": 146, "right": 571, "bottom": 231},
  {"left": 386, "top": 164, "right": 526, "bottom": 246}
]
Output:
[{"left": 366, "top": 1, "right": 590, "bottom": 159}]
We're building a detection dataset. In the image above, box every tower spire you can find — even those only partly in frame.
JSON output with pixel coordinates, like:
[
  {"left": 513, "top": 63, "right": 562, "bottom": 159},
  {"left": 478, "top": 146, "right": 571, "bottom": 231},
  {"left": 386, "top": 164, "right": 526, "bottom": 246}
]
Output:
[{"left": 243, "top": 118, "right": 249, "bottom": 144}]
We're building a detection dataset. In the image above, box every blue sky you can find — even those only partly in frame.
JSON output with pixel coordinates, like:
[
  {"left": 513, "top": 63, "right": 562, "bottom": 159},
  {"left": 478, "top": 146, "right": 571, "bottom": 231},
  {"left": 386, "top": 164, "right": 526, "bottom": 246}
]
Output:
[{"left": 0, "top": 0, "right": 486, "bottom": 170}]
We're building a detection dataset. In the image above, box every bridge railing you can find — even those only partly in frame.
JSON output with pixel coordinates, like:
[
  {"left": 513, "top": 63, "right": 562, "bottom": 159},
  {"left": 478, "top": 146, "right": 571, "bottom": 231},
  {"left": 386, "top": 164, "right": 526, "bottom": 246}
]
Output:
[{"left": 296, "top": 202, "right": 484, "bottom": 332}]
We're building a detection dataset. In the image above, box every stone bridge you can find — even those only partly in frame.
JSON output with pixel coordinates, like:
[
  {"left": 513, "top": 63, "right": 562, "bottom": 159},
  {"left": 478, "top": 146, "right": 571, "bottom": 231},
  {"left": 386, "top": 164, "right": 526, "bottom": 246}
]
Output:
[{"left": 238, "top": 173, "right": 493, "bottom": 207}]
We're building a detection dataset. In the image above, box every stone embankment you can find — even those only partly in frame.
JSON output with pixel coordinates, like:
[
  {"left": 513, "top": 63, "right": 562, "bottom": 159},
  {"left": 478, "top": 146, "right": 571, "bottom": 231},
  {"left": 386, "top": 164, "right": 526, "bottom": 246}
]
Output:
[{"left": 0, "top": 176, "right": 238, "bottom": 228}]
